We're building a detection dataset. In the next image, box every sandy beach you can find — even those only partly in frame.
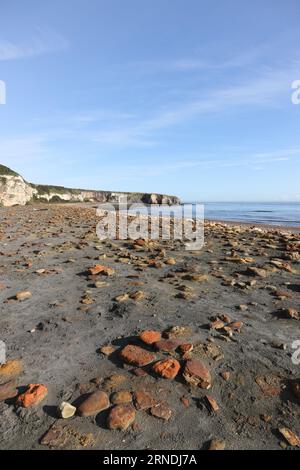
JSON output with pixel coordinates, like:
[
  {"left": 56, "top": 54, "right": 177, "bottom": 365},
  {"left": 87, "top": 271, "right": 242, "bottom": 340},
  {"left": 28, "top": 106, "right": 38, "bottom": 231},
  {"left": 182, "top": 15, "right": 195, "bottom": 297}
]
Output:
[{"left": 1, "top": 203, "right": 300, "bottom": 450}]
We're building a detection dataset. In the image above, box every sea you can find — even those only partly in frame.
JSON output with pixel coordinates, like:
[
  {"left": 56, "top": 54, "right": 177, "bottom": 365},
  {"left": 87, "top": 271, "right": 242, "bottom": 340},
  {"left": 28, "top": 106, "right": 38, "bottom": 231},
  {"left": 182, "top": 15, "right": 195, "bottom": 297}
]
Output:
[{"left": 125, "top": 202, "right": 300, "bottom": 227}]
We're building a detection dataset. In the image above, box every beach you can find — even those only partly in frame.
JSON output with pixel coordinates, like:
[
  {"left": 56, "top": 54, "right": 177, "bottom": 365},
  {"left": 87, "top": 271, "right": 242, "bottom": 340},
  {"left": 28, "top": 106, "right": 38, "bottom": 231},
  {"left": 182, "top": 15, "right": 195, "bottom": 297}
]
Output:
[{"left": 0, "top": 203, "right": 300, "bottom": 450}]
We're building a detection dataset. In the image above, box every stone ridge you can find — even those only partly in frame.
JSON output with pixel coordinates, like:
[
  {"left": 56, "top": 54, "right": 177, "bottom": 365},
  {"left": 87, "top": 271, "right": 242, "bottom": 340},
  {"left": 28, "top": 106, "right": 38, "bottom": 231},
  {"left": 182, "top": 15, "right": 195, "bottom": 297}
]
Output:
[{"left": 0, "top": 164, "right": 181, "bottom": 207}]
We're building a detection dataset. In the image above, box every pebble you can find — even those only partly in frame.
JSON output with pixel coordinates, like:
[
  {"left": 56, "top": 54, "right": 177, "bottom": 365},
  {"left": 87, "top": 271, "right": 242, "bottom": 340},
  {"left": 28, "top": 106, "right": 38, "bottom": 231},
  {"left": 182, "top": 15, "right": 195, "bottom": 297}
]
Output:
[
  {"left": 107, "top": 404, "right": 136, "bottom": 430},
  {"left": 209, "top": 439, "right": 226, "bottom": 450},
  {"left": 278, "top": 427, "right": 300, "bottom": 447},
  {"left": 16, "top": 291, "right": 32, "bottom": 301},
  {"left": 58, "top": 401, "right": 77, "bottom": 419},
  {"left": 77, "top": 390, "right": 110, "bottom": 417}
]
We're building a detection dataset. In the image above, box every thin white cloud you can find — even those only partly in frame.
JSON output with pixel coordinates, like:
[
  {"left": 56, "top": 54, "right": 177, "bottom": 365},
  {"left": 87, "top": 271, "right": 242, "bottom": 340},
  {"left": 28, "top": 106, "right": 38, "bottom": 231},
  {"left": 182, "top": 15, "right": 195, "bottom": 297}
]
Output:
[{"left": 0, "top": 28, "right": 69, "bottom": 61}]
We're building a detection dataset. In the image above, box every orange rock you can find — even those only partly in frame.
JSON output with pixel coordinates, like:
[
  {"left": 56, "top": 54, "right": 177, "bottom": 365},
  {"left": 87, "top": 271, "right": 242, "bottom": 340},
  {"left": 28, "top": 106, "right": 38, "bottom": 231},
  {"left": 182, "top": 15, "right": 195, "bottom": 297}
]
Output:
[
  {"left": 139, "top": 330, "right": 161, "bottom": 345},
  {"left": 0, "top": 359, "right": 23, "bottom": 378},
  {"left": 152, "top": 358, "right": 181, "bottom": 379},
  {"left": 88, "top": 264, "right": 115, "bottom": 276},
  {"left": 204, "top": 395, "right": 219, "bottom": 412},
  {"left": 16, "top": 383, "right": 48, "bottom": 408},
  {"left": 134, "top": 390, "right": 157, "bottom": 410}
]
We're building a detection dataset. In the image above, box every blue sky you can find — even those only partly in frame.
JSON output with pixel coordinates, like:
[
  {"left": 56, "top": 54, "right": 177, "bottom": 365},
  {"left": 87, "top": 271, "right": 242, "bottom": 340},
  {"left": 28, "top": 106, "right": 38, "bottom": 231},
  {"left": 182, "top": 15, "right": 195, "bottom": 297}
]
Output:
[{"left": 0, "top": 0, "right": 300, "bottom": 201}]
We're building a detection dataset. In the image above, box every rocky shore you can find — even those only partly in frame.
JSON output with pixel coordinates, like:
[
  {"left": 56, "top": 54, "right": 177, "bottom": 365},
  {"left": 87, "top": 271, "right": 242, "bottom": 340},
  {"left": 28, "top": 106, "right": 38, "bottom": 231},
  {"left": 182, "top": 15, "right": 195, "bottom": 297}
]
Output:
[{"left": 0, "top": 204, "right": 300, "bottom": 450}]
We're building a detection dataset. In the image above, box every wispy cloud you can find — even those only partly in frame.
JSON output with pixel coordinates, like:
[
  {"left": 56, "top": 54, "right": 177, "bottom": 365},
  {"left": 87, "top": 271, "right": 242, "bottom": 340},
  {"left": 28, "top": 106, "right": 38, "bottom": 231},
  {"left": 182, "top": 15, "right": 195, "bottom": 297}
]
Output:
[{"left": 0, "top": 28, "right": 69, "bottom": 61}]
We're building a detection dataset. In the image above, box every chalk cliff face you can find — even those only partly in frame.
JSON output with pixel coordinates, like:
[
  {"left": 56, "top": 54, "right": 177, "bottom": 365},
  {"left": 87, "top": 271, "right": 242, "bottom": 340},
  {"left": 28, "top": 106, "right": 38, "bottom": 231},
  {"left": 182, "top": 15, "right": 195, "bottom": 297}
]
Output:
[{"left": 0, "top": 165, "right": 181, "bottom": 207}]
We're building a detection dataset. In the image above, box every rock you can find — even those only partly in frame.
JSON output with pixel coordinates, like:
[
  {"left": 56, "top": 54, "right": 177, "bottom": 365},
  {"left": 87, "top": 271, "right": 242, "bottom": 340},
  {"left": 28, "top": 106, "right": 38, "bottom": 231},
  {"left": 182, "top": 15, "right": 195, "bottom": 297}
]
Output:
[
  {"left": 165, "top": 257, "right": 176, "bottom": 265},
  {"left": 204, "top": 395, "right": 219, "bottom": 412},
  {"left": 40, "top": 422, "right": 94, "bottom": 448},
  {"left": 16, "top": 291, "right": 32, "bottom": 301},
  {"left": 100, "top": 345, "right": 115, "bottom": 356},
  {"left": 133, "top": 368, "right": 148, "bottom": 377},
  {"left": 88, "top": 264, "right": 115, "bottom": 276},
  {"left": 210, "top": 319, "right": 225, "bottom": 330},
  {"left": 209, "top": 439, "right": 226, "bottom": 450},
  {"left": 255, "top": 376, "right": 281, "bottom": 397},
  {"left": 110, "top": 390, "right": 132, "bottom": 405},
  {"left": 139, "top": 330, "right": 162, "bottom": 345},
  {"left": 129, "top": 291, "right": 146, "bottom": 301},
  {"left": 283, "top": 308, "right": 300, "bottom": 320},
  {"left": 154, "top": 339, "right": 181, "bottom": 352},
  {"left": 278, "top": 427, "right": 300, "bottom": 447},
  {"left": 77, "top": 390, "right": 110, "bottom": 417},
  {"left": 183, "top": 359, "right": 212, "bottom": 389},
  {"left": 180, "top": 396, "right": 190, "bottom": 407},
  {"left": 16, "top": 383, "right": 48, "bottom": 407},
  {"left": 163, "top": 325, "right": 192, "bottom": 339},
  {"left": 58, "top": 401, "right": 76, "bottom": 419},
  {"left": 94, "top": 280, "right": 109, "bottom": 288},
  {"left": 134, "top": 390, "right": 157, "bottom": 410},
  {"left": 0, "top": 359, "right": 23, "bottom": 378},
  {"left": 221, "top": 371, "right": 230, "bottom": 381},
  {"left": 0, "top": 378, "right": 18, "bottom": 401},
  {"left": 107, "top": 404, "right": 136, "bottom": 430},
  {"left": 119, "top": 345, "right": 156, "bottom": 367},
  {"left": 178, "top": 343, "right": 193, "bottom": 354},
  {"left": 102, "top": 374, "right": 127, "bottom": 391},
  {"left": 114, "top": 293, "right": 129, "bottom": 302},
  {"left": 246, "top": 267, "right": 267, "bottom": 278},
  {"left": 150, "top": 402, "right": 172, "bottom": 420},
  {"left": 290, "top": 381, "right": 300, "bottom": 401},
  {"left": 152, "top": 358, "right": 181, "bottom": 379}
]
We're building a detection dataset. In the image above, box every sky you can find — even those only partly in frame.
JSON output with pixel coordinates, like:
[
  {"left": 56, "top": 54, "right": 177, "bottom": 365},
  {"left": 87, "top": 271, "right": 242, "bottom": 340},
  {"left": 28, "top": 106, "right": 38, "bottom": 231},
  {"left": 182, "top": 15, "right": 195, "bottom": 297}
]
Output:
[{"left": 0, "top": 0, "right": 300, "bottom": 202}]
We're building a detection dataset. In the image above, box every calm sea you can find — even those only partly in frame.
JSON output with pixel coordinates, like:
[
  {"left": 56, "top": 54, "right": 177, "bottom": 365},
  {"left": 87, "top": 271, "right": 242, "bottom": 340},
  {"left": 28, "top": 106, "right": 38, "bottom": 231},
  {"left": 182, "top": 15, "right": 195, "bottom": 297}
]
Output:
[
  {"left": 203, "top": 202, "right": 300, "bottom": 227},
  {"left": 126, "top": 202, "right": 300, "bottom": 227}
]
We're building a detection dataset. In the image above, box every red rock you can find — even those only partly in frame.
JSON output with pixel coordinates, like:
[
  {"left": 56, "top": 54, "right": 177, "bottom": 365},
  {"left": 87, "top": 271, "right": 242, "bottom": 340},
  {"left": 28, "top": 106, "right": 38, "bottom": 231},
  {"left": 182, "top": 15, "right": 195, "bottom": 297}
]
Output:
[
  {"left": 139, "top": 330, "right": 161, "bottom": 345},
  {"left": 119, "top": 345, "right": 156, "bottom": 367},
  {"left": 16, "top": 383, "right": 48, "bottom": 408},
  {"left": 150, "top": 402, "right": 172, "bottom": 420},
  {"left": 134, "top": 390, "right": 157, "bottom": 410},
  {"left": 77, "top": 391, "right": 110, "bottom": 417},
  {"left": 183, "top": 359, "right": 212, "bottom": 389},
  {"left": 100, "top": 345, "right": 115, "bottom": 355},
  {"left": 154, "top": 339, "right": 181, "bottom": 352},
  {"left": 152, "top": 358, "right": 181, "bottom": 379},
  {"left": 107, "top": 404, "right": 136, "bottom": 430},
  {"left": 88, "top": 264, "right": 115, "bottom": 276}
]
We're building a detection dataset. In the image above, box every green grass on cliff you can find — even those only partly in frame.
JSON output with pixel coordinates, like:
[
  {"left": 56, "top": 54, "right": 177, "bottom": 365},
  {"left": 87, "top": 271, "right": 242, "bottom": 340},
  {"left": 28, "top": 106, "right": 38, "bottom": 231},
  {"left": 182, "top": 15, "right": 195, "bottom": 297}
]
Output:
[{"left": 0, "top": 164, "right": 19, "bottom": 177}]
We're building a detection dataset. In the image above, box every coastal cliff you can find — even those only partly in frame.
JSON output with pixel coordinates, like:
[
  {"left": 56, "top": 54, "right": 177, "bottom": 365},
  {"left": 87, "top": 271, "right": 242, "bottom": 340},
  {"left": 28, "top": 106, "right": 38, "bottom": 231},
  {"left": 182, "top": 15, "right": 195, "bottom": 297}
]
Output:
[{"left": 0, "top": 165, "right": 181, "bottom": 207}]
